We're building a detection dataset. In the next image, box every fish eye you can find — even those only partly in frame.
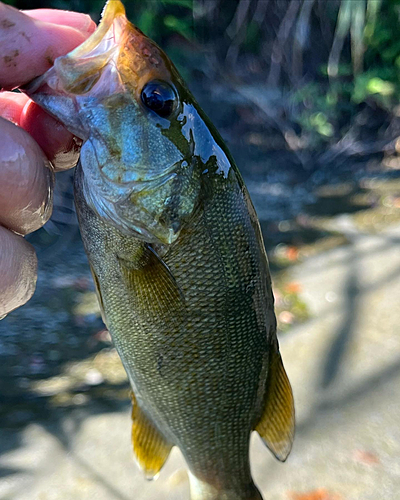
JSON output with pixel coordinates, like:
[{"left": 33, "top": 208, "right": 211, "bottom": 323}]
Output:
[{"left": 141, "top": 80, "right": 177, "bottom": 118}]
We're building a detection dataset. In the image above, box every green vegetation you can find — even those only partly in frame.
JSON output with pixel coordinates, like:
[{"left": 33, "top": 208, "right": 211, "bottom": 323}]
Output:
[
  {"left": 5, "top": 0, "right": 394, "bottom": 154},
  {"left": 6, "top": 1, "right": 400, "bottom": 109},
  {"left": 290, "top": 0, "right": 400, "bottom": 148}
]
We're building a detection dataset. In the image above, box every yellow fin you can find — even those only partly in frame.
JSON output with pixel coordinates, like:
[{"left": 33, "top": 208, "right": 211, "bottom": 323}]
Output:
[
  {"left": 118, "top": 244, "right": 186, "bottom": 325},
  {"left": 131, "top": 392, "right": 173, "bottom": 480},
  {"left": 255, "top": 350, "right": 295, "bottom": 462}
]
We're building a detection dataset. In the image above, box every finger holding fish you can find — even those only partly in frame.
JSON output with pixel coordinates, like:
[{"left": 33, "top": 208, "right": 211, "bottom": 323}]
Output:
[
  {"left": 0, "top": 2, "right": 95, "bottom": 90},
  {"left": 0, "top": 226, "right": 37, "bottom": 319},
  {"left": 0, "top": 3, "right": 95, "bottom": 317}
]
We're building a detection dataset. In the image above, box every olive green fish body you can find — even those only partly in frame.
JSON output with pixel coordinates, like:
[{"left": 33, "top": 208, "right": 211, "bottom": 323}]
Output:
[
  {"left": 75, "top": 159, "right": 272, "bottom": 494},
  {"left": 26, "top": 2, "right": 295, "bottom": 498}
]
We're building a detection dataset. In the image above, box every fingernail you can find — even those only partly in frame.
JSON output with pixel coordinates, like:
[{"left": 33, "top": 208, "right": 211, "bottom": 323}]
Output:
[
  {"left": 78, "top": 14, "right": 97, "bottom": 35},
  {"left": 39, "top": 164, "right": 54, "bottom": 226}
]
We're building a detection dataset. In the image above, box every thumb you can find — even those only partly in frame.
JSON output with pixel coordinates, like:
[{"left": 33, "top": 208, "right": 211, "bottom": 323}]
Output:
[{"left": 0, "top": 2, "right": 94, "bottom": 90}]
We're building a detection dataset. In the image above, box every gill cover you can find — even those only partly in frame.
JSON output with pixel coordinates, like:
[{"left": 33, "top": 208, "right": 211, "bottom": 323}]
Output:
[{"left": 24, "top": 0, "right": 199, "bottom": 245}]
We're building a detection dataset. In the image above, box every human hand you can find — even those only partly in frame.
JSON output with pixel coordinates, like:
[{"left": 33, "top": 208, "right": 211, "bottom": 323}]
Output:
[{"left": 0, "top": 3, "right": 95, "bottom": 318}]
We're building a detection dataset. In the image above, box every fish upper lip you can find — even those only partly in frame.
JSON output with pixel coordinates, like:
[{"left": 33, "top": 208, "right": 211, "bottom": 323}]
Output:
[
  {"left": 66, "top": 0, "right": 127, "bottom": 61},
  {"left": 22, "top": 1, "right": 126, "bottom": 97}
]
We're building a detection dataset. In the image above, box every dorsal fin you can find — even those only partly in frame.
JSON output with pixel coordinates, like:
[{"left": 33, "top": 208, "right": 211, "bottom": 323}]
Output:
[
  {"left": 255, "top": 349, "right": 295, "bottom": 462},
  {"left": 131, "top": 392, "right": 173, "bottom": 480}
]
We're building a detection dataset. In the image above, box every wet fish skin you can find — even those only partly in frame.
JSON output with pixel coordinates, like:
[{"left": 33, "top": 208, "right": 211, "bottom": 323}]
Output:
[
  {"left": 74, "top": 163, "right": 268, "bottom": 499},
  {"left": 25, "top": 2, "right": 295, "bottom": 499}
]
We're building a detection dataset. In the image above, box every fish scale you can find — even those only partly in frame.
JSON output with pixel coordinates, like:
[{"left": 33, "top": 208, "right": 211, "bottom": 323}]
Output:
[
  {"left": 25, "top": 1, "right": 295, "bottom": 498},
  {"left": 75, "top": 164, "right": 271, "bottom": 494}
]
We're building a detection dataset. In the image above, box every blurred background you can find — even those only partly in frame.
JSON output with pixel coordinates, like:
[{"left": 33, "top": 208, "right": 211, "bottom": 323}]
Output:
[{"left": 1, "top": 1, "right": 400, "bottom": 499}]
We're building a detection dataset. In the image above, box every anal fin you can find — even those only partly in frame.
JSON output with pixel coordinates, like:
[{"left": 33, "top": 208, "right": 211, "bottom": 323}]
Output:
[
  {"left": 255, "top": 350, "right": 295, "bottom": 462},
  {"left": 131, "top": 392, "right": 173, "bottom": 480}
]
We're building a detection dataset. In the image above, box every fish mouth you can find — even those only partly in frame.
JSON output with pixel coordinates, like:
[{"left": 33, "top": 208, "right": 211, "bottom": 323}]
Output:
[
  {"left": 24, "top": 1, "right": 128, "bottom": 98},
  {"left": 23, "top": 0, "right": 186, "bottom": 246},
  {"left": 67, "top": 0, "right": 127, "bottom": 60},
  {"left": 24, "top": 0, "right": 171, "bottom": 102}
]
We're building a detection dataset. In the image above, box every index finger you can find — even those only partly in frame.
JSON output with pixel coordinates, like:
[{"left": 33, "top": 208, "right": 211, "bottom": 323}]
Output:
[
  {"left": 0, "top": 3, "right": 95, "bottom": 89},
  {"left": 22, "top": 8, "right": 95, "bottom": 33}
]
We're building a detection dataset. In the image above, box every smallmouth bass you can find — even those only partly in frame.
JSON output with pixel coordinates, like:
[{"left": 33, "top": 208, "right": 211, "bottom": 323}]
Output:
[{"left": 25, "top": 2, "right": 295, "bottom": 499}]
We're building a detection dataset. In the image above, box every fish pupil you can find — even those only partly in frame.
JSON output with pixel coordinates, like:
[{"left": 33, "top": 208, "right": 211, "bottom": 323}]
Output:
[{"left": 141, "top": 80, "right": 176, "bottom": 118}]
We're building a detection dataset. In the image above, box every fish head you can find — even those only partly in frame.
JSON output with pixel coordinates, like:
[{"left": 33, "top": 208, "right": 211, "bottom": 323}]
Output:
[{"left": 24, "top": 0, "right": 229, "bottom": 245}]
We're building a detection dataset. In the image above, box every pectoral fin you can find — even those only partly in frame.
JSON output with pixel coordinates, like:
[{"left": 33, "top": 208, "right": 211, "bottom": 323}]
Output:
[
  {"left": 255, "top": 349, "right": 295, "bottom": 462},
  {"left": 118, "top": 243, "right": 186, "bottom": 325},
  {"left": 131, "top": 392, "right": 173, "bottom": 480}
]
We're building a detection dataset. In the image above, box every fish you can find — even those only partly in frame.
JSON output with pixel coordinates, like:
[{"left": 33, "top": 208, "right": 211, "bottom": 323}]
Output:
[{"left": 24, "top": 1, "right": 295, "bottom": 499}]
